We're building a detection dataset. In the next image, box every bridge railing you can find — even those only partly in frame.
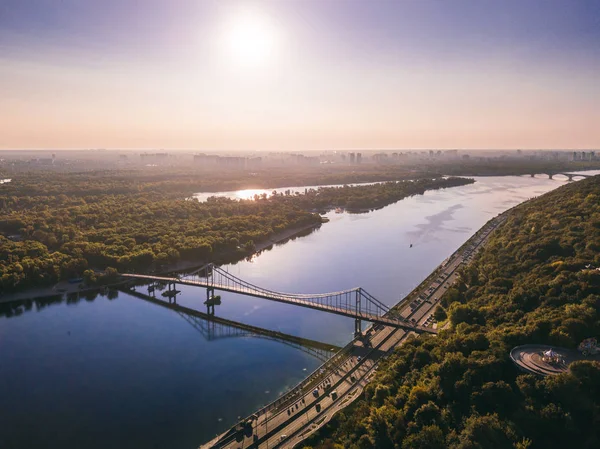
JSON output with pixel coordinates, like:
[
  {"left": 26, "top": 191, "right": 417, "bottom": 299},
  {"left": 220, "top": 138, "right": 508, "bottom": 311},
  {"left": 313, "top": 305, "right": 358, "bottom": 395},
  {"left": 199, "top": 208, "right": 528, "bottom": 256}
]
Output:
[{"left": 129, "top": 266, "right": 412, "bottom": 327}]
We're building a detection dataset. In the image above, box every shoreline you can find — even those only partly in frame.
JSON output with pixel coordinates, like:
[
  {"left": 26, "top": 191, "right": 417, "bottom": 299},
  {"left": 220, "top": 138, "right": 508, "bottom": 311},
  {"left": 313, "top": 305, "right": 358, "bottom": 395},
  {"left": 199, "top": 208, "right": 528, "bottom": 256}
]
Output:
[
  {"left": 0, "top": 221, "right": 322, "bottom": 305},
  {"left": 255, "top": 222, "right": 322, "bottom": 252},
  {"left": 154, "top": 221, "right": 321, "bottom": 275},
  {"left": 201, "top": 213, "right": 507, "bottom": 449}
]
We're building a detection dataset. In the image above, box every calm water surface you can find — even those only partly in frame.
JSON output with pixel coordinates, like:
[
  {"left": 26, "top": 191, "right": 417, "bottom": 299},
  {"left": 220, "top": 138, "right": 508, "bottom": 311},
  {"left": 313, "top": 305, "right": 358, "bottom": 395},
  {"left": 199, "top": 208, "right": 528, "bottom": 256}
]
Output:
[{"left": 1, "top": 174, "right": 597, "bottom": 449}]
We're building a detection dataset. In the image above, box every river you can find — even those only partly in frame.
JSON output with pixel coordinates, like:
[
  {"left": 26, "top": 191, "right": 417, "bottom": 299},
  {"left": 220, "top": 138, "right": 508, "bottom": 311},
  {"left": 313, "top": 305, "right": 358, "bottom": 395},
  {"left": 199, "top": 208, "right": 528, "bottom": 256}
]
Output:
[{"left": 0, "top": 173, "right": 597, "bottom": 449}]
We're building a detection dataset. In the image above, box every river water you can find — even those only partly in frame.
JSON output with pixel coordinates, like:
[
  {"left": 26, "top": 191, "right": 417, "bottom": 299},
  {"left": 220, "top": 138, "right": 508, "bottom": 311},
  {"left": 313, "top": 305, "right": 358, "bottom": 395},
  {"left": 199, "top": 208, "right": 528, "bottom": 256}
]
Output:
[{"left": 0, "top": 173, "right": 597, "bottom": 449}]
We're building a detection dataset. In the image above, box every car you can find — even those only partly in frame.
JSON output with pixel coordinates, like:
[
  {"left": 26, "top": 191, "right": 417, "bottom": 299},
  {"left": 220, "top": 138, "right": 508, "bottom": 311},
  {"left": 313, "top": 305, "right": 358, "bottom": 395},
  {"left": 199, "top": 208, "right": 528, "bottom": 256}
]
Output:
[
  {"left": 312, "top": 389, "right": 319, "bottom": 398},
  {"left": 280, "top": 434, "right": 288, "bottom": 441},
  {"left": 357, "top": 356, "right": 362, "bottom": 361}
]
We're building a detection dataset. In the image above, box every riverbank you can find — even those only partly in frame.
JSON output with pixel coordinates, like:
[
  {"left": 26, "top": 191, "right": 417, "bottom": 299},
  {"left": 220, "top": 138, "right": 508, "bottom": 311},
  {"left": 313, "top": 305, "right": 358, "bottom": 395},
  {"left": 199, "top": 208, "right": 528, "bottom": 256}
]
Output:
[
  {"left": 0, "top": 221, "right": 322, "bottom": 304},
  {"left": 301, "top": 175, "right": 600, "bottom": 449},
  {"left": 0, "top": 280, "right": 108, "bottom": 304},
  {"left": 155, "top": 221, "right": 322, "bottom": 275},
  {"left": 2, "top": 174, "right": 589, "bottom": 449}
]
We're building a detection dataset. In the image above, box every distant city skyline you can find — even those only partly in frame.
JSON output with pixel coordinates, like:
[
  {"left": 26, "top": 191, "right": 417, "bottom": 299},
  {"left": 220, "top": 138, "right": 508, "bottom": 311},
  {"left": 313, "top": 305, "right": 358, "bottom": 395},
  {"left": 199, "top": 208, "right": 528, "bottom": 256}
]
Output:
[{"left": 1, "top": 0, "right": 599, "bottom": 150}]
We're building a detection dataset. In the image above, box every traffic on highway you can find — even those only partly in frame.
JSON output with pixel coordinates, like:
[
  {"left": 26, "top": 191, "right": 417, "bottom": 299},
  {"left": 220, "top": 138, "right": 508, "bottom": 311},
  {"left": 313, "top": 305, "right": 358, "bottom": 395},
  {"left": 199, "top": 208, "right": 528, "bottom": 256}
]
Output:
[{"left": 202, "top": 214, "right": 505, "bottom": 449}]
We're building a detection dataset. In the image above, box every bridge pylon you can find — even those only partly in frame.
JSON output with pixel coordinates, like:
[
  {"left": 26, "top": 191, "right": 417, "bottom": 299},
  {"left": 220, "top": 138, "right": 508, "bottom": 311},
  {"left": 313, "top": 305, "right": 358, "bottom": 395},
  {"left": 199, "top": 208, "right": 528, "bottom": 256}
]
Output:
[
  {"left": 354, "top": 289, "right": 362, "bottom": 337},
  {"left": 205, "top": 287, "right": 216, "bottom": 315}
]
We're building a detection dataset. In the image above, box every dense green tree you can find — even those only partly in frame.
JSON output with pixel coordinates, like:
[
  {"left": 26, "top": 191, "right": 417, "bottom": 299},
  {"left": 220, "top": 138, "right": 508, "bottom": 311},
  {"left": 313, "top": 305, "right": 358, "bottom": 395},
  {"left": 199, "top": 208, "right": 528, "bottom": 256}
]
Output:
[
  {"left": 304, "top": 175, "right": 600, "bottom": 449},
  {"left": 0, "top": 173, "right": 472, "bottom": 293}
]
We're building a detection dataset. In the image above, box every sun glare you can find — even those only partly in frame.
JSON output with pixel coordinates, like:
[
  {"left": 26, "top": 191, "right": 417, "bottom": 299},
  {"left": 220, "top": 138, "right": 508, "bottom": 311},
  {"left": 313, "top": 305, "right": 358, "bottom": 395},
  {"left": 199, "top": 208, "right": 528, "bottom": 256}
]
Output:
[{"left": 222, "top": 10, "right": 279, "bottom": 70}]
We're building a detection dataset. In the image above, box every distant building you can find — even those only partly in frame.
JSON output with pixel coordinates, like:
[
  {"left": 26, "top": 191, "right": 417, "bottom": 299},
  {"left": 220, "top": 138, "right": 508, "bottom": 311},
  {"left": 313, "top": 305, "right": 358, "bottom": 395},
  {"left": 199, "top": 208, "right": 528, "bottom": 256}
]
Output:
[
  {"left": 193, "top": 153, "right": 219, "bottom": 168},
  {"left": 30, "top": 157, "right": 54, "bottom": 165},
  {"left": 349, "top": 152, "right": 356, "bottom": 164},
  {"left": 217, "top": 156, "right": 246, "bottom": 170},
  {"left": 247, "top": 157, "right": 262, "bottom": 170},
  {"left": 373, "top": 153, "right": 388, "bottom": 163},
  {"left": 140, "top": 152, "right": 169, "bottom": 163},
  {"left": 356, "top": 153, "right": 362, "bottom": 164}
]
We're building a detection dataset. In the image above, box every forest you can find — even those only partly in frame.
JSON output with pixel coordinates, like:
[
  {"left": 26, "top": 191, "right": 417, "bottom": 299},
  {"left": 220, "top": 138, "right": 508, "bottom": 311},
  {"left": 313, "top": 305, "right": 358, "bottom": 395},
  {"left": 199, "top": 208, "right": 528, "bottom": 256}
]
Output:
[
  {"left": 303, "top": 175, "right": 600, "bottom": 449},
  {"left": 267, "top": 177, "right": 473, "bottom": 211},
  {"left": 0, "top": 171, "right": 471, "bottom": 293}
]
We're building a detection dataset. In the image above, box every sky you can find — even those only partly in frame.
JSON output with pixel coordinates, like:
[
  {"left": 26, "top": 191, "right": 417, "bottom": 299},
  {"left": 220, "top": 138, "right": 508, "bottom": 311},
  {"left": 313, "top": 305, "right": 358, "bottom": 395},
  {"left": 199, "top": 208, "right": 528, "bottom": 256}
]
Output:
[{"left": 1, "top": 0, "right": 599, "bottom": 150}]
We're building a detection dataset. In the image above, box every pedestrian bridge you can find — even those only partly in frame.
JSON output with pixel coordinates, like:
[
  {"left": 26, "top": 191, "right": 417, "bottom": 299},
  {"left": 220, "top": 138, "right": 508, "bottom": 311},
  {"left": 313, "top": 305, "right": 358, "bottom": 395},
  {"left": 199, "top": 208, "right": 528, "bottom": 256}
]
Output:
[{"left": 121, "top": 264, "right": 437, "bottom": 335}]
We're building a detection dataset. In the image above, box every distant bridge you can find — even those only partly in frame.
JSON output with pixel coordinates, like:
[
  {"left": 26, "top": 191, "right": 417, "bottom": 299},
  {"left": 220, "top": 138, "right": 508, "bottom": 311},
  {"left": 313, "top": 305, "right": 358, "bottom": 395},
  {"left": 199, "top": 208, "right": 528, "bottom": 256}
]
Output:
[
  {"left": 122, "top": 264, "right": 437, "bottom": 335},
  {"left": 125, "top": 287, "right": 341, "bottom": 363},
  {"left": 529, "top": 172, "right": 592, "bottom": 181}
]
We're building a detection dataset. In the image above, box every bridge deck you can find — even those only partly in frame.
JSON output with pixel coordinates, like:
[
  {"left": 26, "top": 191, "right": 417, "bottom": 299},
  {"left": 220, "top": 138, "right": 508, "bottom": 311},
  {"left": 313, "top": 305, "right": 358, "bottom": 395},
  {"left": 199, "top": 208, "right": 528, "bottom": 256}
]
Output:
[{"left": 122, "top": 274, "right": 437, "bottom": 334}]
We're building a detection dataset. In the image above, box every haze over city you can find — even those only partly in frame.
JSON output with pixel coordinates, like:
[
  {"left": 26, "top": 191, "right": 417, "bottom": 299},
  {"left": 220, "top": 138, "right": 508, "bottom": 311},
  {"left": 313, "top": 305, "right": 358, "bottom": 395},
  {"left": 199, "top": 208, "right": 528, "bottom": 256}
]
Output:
[{"left": 1, "top": 0, "right": 599, "bottom": 150}]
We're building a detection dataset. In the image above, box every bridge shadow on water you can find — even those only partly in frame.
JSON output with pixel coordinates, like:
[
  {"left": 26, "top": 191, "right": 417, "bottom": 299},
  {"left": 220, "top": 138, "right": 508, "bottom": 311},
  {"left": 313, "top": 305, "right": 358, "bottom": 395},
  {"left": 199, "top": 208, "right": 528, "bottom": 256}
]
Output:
[
  {"left": 0, "top": 285, "right": 341, "bottom": 363},
  {"left": 124, "top": 286, "right": 342, "bottom": 363}
]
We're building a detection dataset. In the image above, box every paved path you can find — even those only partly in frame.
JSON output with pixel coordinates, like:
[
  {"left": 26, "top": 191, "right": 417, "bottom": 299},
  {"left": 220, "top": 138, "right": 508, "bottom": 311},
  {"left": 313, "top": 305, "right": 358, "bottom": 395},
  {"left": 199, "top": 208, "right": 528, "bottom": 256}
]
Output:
[{"left": 510, "top": 344, "right": 600, "bottom": 376}]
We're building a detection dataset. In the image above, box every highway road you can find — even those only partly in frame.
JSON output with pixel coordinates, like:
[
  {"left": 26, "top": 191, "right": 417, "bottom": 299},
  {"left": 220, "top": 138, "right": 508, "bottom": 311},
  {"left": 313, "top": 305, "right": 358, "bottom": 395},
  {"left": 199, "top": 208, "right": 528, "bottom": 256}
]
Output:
[{"left": 201, "top": 214, "right": 505, "bottom": 449}]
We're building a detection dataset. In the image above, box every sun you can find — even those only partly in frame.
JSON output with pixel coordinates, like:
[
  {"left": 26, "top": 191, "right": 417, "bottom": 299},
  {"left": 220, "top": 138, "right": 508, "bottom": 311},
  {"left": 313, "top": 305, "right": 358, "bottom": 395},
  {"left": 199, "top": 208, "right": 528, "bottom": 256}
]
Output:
[{"left": 222, "top": 10, "right": 279, "bottom": 70}]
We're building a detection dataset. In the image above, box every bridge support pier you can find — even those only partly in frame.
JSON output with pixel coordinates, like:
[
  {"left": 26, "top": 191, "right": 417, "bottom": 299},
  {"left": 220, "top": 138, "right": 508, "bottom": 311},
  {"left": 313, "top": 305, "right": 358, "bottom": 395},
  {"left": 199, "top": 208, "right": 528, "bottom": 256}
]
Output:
[
  {"left": 548, "top": 174, "right": 553, "bottom": 179},
  {"left": 167, "top": 282, "right": 177, "bottom": 304},
  {"left": 354, "top": 318, "right": 362, "bottom": 337},
  {"left": 206, "top": 287, "right": 215, "bottom": 315}
]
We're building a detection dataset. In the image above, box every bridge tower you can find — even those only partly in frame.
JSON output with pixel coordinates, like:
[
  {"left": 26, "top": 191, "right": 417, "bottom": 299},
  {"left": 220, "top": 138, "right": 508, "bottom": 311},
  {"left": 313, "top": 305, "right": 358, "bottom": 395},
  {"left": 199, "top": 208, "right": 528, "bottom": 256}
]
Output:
[{"left": 354, "top": 289, "right": 362, "bottom": 337}]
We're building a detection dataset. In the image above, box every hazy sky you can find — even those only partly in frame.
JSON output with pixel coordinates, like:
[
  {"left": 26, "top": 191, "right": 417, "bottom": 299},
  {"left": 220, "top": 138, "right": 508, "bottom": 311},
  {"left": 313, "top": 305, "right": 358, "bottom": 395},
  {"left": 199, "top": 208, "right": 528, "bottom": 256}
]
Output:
[{"left": 1, "top": 0, "right": 599, "bottom": 150}]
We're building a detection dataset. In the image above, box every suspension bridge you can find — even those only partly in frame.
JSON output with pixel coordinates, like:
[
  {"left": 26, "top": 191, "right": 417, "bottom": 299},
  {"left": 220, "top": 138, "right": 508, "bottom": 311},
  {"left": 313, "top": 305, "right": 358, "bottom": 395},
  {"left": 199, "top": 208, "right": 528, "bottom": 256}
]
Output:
[
  {"left": 121, "top": 263, "right": 437, "bottom": 335},
  {"left": 125, "top": 288, "right": 340, "bottom": 363}
]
